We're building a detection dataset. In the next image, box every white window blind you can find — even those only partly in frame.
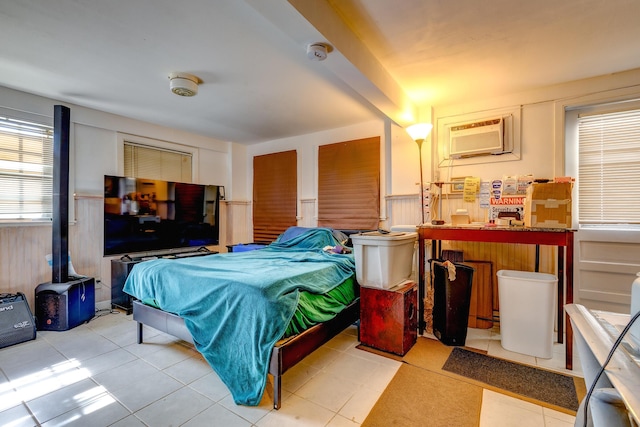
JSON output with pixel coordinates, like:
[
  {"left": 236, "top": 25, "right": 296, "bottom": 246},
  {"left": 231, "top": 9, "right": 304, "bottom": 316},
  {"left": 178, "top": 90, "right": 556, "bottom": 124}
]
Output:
[
  {"left": 0, "top": 115, "right": 53, "bottom": 220},
  {"left": 124, "top": 142, "right": 192, "bottom": 182},
  {"left": 578, "top": 108, "right": 640, "bottom": 224}
]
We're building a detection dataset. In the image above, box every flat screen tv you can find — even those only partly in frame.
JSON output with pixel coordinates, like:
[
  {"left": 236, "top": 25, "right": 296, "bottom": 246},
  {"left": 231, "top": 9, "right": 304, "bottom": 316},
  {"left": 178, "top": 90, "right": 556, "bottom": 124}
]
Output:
[{"left": 104, "top": 175, "right": 222, "bottom": 256}]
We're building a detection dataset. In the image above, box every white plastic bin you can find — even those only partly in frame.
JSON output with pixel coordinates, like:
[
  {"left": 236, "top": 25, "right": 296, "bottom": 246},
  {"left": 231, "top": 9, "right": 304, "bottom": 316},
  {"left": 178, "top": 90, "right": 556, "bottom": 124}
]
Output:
[
  {"left": 390, "top": 225, "right": 419, "bottom": 283},
  {"left": 351, "top": 231, "right": 417, "bottom": 289},
  {"left": 497, "top": 270, "right": 557, "bottom": 358}
]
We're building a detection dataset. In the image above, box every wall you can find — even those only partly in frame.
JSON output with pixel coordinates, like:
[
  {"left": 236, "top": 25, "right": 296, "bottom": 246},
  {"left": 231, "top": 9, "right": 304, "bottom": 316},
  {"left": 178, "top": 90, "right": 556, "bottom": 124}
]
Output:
[
  {"left": 0, "top": 87, "right": 235, "bottom": 310},
  {"left": 246, "top": 120, "right": 414, "bottom": 229},
  {"left": 427, "top": 68, "right": 640, "bottom": 313},
  {"left": 4, "top": 67, "right": 640, "bottom": 314},
  {"left": 244, "top": 68, "right": 640, "bottom": 314}
]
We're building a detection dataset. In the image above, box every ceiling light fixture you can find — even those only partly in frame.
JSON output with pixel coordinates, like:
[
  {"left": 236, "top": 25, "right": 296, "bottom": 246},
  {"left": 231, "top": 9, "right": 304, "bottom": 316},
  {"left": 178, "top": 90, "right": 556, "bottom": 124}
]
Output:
[
  {"left": 168, "top": 72, "right": 200, "bottom": 97},
  {"left": 306, "top": 43, "right": 332, "bottom": 61}
]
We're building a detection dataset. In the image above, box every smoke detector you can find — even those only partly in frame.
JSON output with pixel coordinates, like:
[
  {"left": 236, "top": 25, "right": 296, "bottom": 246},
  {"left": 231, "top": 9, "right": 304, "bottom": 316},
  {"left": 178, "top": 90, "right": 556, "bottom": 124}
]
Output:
[
  {"left": 168, "top": 73, "right": 200, "bottom": 97},
  {"left": 306, "top": 43, "right": 332, "bottom": 61}
]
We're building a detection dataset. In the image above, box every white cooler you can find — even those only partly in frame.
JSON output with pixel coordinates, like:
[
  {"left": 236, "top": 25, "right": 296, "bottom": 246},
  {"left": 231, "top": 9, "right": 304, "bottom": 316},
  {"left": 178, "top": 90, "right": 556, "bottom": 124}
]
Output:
[{"left": 351, "top": 231, "right": 417, "bottom": 289}]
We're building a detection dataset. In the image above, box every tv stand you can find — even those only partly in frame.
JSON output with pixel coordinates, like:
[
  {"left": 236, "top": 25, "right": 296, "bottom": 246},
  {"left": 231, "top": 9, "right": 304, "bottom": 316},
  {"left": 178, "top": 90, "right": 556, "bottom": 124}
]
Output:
[{"left": 111, "top": 248, "right": 217, "bottom": 314}]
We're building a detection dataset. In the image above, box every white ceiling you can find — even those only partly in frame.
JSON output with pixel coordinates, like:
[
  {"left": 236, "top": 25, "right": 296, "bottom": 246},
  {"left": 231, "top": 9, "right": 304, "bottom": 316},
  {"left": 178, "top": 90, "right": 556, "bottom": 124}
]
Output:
[{"left": 1, "top": 0, "right": 639, "bottom": 145}]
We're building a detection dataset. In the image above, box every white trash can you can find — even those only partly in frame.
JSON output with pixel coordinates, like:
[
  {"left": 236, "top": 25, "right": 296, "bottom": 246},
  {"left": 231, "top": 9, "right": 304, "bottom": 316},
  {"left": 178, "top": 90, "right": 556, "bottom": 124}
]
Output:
[{"left": 497, "top": 270, "right": 557, "bottom": 358}]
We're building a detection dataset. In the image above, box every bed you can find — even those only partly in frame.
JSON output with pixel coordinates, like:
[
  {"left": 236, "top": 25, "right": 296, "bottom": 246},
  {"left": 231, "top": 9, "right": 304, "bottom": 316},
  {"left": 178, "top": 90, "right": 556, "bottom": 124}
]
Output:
[{"left": 123, "top": 227, "right": 360, "bottom": 409}]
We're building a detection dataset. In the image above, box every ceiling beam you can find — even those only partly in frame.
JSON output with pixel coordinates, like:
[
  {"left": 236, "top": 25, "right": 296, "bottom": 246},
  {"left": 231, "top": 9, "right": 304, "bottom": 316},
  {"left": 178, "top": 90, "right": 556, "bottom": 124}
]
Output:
[{"left": 246, "top": 0, "right": 419, "bottom": 127}]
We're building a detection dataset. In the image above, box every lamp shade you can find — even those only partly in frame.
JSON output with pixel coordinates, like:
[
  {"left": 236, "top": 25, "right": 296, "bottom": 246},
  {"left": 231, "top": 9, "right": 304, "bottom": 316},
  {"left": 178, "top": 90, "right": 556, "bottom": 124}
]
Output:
[{"left": 406, "top": 123, "right": 433, "bottom": 141}]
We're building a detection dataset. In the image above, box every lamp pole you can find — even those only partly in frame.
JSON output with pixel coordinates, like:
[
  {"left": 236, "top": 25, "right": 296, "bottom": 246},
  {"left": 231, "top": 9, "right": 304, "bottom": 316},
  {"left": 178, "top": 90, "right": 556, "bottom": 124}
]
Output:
[
  {"left": 406, "top": 122, "right": 433, "bottom": 226},
  {"left": 416, "top": 138, "right": 425, "bottom": 225}
]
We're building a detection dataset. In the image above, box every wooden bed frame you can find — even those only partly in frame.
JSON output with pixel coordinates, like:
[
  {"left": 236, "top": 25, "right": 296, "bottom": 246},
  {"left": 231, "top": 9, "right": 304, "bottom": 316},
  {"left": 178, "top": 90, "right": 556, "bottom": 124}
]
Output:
[{"left": 132, "top": 298, "right": 360, "bottom": 409}]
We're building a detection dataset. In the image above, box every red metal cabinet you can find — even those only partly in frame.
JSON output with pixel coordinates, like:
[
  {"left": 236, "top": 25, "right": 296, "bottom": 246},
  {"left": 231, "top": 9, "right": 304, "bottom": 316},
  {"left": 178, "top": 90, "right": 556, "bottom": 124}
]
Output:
[{"left": 359, "top": 282, "right": 417, "bottom": 355}]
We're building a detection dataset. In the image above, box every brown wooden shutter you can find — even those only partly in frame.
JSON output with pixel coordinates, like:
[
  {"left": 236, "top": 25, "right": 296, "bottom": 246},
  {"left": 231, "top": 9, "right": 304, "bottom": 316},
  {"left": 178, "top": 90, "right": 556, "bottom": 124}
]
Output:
[
  {"left": 318, "top": 137, "right": 380, "bottom": 230},
  {"left": 253, "top": 150, "right": 297, "bottom": 243}
]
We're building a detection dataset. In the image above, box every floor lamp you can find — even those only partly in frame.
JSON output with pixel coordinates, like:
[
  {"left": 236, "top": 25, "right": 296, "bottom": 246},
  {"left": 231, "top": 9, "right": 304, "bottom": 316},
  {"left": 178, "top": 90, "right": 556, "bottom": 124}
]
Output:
[{"left": 406, "top": 123, "right": 433, "bottom": 225}]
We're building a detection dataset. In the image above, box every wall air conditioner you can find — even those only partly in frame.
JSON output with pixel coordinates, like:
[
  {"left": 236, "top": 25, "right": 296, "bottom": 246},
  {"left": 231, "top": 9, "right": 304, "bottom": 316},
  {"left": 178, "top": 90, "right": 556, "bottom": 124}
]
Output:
[{"left": 449, "top": 117, "right": 504, "bottom": 158}]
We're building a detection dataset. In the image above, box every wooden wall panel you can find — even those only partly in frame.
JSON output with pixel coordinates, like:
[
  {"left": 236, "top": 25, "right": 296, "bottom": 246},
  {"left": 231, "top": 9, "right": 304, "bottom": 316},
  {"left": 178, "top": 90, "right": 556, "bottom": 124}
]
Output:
[{"left": 386, "top": 194, "right": 421, "bottom": 228}]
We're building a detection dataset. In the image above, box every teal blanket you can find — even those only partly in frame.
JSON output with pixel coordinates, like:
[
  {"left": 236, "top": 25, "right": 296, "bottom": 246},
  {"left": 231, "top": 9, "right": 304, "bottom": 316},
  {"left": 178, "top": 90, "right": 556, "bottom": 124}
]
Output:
[{"left": 123, "top": 228, "right": 355, "bottom": 405}]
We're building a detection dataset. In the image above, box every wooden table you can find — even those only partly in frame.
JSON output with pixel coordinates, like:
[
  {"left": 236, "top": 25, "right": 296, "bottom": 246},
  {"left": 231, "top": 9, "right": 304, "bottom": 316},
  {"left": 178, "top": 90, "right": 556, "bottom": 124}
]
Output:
[{"left": 418, "top": 225, "right": 575, "bottom": 369}]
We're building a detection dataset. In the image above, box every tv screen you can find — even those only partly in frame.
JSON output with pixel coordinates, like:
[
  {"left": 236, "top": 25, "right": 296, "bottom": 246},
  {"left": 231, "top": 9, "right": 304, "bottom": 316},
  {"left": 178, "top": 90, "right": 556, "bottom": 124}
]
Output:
[{"left": 104, "top": 175, "right": 221, "bottom": 256}]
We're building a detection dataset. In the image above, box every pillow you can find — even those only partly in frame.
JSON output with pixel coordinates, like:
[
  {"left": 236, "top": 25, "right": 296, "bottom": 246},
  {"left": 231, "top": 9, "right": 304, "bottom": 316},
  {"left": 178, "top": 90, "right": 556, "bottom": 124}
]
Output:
[
  {"left": 277, "top": 227, "right": 315, "bottom": 243},
  {"left": 331, "top": 230, "right": 349, "bottom": 246}
]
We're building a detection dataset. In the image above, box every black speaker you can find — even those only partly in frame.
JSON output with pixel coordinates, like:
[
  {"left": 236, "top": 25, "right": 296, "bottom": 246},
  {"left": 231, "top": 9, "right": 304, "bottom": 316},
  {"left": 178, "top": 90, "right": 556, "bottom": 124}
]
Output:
[
  {"left": 0, "top": 293, "right": 37, "bottom": 349},
  {"left": 35, "top": 277, "right": 95, "bottom": 331}
]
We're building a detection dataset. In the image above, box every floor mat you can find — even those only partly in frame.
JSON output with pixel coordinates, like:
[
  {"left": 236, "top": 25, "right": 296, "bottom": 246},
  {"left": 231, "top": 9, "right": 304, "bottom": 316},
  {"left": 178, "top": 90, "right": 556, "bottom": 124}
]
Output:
[
  {"left": 442, "top": 347, "right": 580, "bottom": 411},
  {"left": 361, "top": 363, "right": 482, "bottom": 427}
]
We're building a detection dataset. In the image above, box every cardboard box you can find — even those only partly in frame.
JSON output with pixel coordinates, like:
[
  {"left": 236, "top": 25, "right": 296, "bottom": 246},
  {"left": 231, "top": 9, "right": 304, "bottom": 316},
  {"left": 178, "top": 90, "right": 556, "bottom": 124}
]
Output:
[{"left": 524, "top": 182, "right": 572, "bottom": 228}]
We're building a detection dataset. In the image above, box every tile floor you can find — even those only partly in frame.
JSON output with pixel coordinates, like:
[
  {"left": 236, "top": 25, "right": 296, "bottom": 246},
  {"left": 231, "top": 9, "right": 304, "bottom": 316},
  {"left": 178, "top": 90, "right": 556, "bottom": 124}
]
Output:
[{"left": 0, "top": 309, "right": 582, "bottom": 426}]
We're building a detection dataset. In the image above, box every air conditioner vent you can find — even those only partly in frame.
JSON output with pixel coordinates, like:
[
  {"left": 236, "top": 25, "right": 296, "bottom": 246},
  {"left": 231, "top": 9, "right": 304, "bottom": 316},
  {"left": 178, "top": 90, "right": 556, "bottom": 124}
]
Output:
[{"left": 449, "top": 117, "right": 504, "bottom": 158}]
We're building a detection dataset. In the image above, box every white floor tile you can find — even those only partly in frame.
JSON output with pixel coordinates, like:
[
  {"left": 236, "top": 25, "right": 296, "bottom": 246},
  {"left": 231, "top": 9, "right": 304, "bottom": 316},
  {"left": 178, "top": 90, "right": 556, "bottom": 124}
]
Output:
[
  {"left": 298, "top": 345, "right": 342, "bottom": 369},
  {"left": 295, "top": 371, "right": 359, "bottom": 412},
  {"left": 188, "top": 371, "right": 232, "bottom": 402},
  {"left": 0, "top": 403, "right": 37, "bottom": 427},
  {"left": 255, "top": 394, "right": 335, "bottom": 427},
  {"left": 0, "top": 309, "right": 584, "bottom": 427},
  {"left": 91, "top": 358, "right": 159, "bottom": 391},
  {"left": 26, "top": 378, "right": 105, "bottom": 423},
  {"left": 327, "top": 413, "right": 361, "bottom": 426},
  {"left": 181, "top": 403, "right": 252, "bottom": 427},
  {"left": 133, "top": 386, "right": 214, "bottom": 427},
  {"left": 162, "top": 354, "right": 211, "bottom": 384},
  {"left": 218, "top": 392, "right": 272, "bottom": 424},
  {"left": 108, "top": 414, "right": 147, "bottom": 426},
  {"left": 281, "top": 359, "right": 320, "bottom": 393},
  {"left": 77, "top": 348, "right": 138, "bottom": 377},
  {"left": 41, "top": 392, "right": 130, "bottom": 427},
  {"left": 338, "top": 383, "right": 386, "bottom": 424},
  {"left": 479, "top": 390, "right": 545, "bottom": 427},
  {"left": 322, "top": 352, "right": 378, "bottom": 385},
  {"left": 108, "top": 369, "right": 183, "bottom": 412}
]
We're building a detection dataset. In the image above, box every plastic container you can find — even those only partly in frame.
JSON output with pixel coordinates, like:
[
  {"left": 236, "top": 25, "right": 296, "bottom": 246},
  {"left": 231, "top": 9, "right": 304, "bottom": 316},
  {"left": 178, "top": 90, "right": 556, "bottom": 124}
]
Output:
[
  {"left": 497, "top": 270, "right": 557, "bottom": 358},
  {"left": 390, "top": 225, "right": 419, "bottom": 282},
  {"left": 351, "top": 231, "right": 417, "bottom": 289}
]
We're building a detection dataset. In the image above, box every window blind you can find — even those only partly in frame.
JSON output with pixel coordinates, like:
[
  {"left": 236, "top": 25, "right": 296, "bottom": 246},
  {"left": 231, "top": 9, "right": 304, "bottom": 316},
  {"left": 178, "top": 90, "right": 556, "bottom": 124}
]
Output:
[
  {"left": 317, "top": 137, "right": 380, "bottom": 230},
  {"left": 124, "top": 142, "right": 192, "bottom": 182},
  {"left": 0, "top": 115, "right": 53, "bottom": 220},
  {"left": 253, "top": 150, "right": 297, "bottom": 243},
  {"left": 578, "top": 108, "right": 640, "bottom": 224}
]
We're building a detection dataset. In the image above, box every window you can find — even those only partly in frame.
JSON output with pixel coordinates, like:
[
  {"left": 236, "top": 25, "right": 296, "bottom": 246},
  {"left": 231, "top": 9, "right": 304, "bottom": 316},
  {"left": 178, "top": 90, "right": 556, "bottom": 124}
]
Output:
[
  {"left": 577, "top": 106, "right": 640, "bottom": 225},
  {"left": 317, "top": 137, "right": 380, "bottom": 230},
  {"left": 124, "top": 142, "right": 192, "bottom": 182},
  {"left": 253, "top": 150, "right": 297, "bottom": 243},
  {"left": 0, "top": 115, "right": 53, "bottom": 220}
]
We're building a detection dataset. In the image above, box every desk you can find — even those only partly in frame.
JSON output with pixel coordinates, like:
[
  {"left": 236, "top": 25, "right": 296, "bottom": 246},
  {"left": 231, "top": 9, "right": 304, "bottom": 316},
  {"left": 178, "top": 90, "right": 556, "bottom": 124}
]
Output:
[{"left": 418, "top": 225, "right": 575, "bottom": 369}]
